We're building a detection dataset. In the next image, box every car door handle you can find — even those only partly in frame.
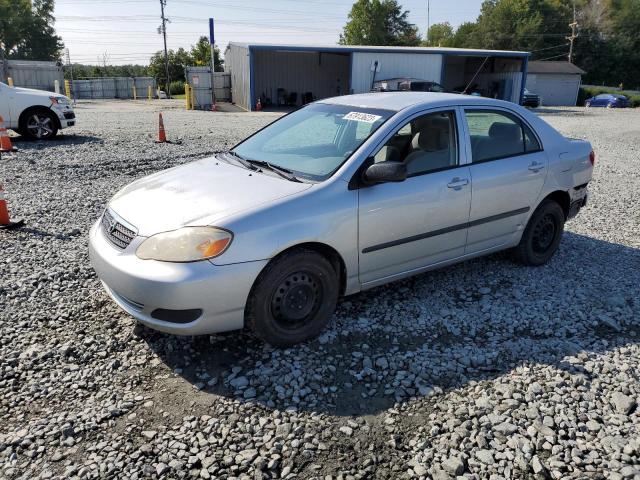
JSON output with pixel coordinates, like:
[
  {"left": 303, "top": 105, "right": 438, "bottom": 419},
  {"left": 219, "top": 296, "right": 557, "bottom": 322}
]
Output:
[
  {"left": 447, "top": 178, "right": 469, "bottom": 189},
  {"left": 528, "top": 162, "right": 545, "bottom": 172}
]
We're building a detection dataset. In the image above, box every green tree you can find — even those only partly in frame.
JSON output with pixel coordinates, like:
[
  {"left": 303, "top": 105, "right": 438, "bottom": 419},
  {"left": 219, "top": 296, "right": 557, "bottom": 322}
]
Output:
[
  {"left": 339, "top": 0, "right": 420, "bottom": 46},
  {"left": 189, "top": 36, "right": 224, "bottom": 71},
  {"left": 0, "top": 0, "right": 63, "bottom": 60},
  {"left": 423, "top": 22, "right": 454, "bottom": 46},
  {"left": 148, "top": 47, "right": 191, "bottom": 88}
]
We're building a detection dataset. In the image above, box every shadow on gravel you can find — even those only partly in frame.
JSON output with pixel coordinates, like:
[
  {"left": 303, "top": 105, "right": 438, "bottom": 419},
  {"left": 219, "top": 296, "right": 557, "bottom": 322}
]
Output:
[
  {"left": 138, "top": 231, "right": 639, "bottom": 416},
  {"left": 10, "top": 134, "right": 103, "bottom": 148},
  {"left": 534, "top": 107, "right": 584, "bottom": 116}
]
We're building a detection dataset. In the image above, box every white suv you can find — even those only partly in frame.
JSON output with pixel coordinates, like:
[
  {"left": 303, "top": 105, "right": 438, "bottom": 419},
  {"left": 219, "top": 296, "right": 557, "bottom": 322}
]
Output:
[{"left": 0, "top": 81, "right": 76, "bottom": 140}]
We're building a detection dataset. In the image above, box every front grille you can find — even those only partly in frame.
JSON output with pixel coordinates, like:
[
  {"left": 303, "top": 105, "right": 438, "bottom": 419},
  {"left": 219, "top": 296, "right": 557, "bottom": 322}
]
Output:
[
  {"left": 64, "top": 112, "right": 76, "bottom": 119},
  {"left": 101, "top": 210, "right": 136, "bottom": 249}
]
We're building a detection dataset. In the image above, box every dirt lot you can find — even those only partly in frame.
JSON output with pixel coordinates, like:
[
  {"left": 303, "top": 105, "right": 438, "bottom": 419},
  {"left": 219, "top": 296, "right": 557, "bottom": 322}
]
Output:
[{"left": 0, "top": 100, "right": 638, "bottom": 480}]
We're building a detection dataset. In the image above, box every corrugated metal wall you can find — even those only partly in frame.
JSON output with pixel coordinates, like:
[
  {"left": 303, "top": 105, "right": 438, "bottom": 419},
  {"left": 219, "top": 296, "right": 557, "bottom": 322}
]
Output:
[
  {"left": 350, "top": 52, "right": 443, "bottom": 93},
  {"left": 252, "top": 50, "right": 350, "bottom": 107},
  {"left": 186, "top": 67, "right": 231, "bottom": 107},
  {"left": 225, "top": 44, "right": 250, "bottom": 110},
  {"left": 72, "top": 77, "right": 156, "bottom": 99},
  {"left": 4, "top": 60, "right": 63, "bottom": 92},
  {"left": 473, "top": 58, "right": 523, "bottom": 103}
]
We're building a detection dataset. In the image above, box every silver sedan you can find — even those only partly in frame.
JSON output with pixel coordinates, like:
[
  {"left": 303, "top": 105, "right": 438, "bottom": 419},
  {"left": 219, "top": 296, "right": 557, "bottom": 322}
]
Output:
[{"left": 89, "top": 93, "right": 594, "bottom": 346}]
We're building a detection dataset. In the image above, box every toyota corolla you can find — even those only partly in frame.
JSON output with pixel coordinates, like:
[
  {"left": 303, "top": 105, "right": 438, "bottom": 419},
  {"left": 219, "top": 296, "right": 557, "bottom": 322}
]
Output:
[{"left": 89, "top": 93, "right": 593, "bottom": 346}]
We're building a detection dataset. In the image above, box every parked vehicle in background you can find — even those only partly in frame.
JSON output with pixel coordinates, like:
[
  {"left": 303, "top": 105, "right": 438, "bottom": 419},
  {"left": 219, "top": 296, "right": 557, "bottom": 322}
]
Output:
[
  {"left": 372, "top": 77, "right": 448, "bottom": 93},
  {"left": 0, "top": 81, "right": 76, "bottom": 139},
  {"left": 157, "top": 90, "right": 168, "bottom": 99},
  {"left": 90, "top": 92, "right": 594, "bottom": 347},
  {"left": 585, "top": 93, "right": 630, "bottom": 108},
  {"left": 521, "top": 88, "right": 541, "bottom": 108},
  {"left": 398, "top": 79, "right": 447, "bottom": 93}
]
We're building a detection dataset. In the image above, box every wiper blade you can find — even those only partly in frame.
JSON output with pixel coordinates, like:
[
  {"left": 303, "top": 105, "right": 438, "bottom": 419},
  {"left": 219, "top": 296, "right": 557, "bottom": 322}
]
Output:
[
  {"left": 222, "top": 151, "right": 258, "bottom": 171},
  {"left": 247, "top": 160, "right": 303, "bottom": 182}
]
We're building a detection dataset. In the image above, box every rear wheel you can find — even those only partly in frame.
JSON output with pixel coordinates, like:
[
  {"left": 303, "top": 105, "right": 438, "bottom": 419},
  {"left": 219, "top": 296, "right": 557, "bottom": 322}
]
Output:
[
  {"left": 513, "top": 199, "right": 565, "bottom": 266},
  {"left": 20, "top": 109, "right": 58, "bottom": 140},
  {"left": 246, "top": 249, "right": 339, "bottom": 347}
]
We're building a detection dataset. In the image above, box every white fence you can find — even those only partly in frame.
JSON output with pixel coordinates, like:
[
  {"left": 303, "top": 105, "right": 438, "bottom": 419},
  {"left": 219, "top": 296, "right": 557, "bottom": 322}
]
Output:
[
  {"left": 71, "top": 77, "right": 156, "bottom": 99},
  {"left": 0, "top": 60, "right": 64, "bottom": 92}
]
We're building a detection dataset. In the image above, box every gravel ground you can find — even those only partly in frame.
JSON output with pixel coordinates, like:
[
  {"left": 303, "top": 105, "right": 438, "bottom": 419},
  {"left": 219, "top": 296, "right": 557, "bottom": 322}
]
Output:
[{"left": 1, "top": 100, "right": 638, "bottom": 480}]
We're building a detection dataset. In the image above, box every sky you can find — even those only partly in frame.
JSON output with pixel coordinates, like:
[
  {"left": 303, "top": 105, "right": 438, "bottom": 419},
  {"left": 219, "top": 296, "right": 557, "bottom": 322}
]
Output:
[{"left": 53, "top": 0, "right": 483, "bottom": 65}]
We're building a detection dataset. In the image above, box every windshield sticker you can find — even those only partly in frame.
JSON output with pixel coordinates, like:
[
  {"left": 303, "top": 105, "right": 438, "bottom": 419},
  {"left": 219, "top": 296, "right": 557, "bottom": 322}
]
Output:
[{"left": 343, "top": 111, "right": 382, "bottom": 123}]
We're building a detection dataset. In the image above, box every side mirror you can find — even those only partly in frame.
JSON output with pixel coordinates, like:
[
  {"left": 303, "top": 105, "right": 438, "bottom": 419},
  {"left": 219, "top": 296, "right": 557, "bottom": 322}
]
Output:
[{"left": 363, "top": 161, "right": 407, "bottom": 184}]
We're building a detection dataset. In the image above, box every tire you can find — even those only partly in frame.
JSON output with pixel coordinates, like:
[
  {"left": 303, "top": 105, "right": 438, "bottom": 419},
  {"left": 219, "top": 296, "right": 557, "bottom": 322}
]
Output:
[
  {"left": 513, "top": 199, "right": 565, "bottom": 266},
  {"left": 246, "top": 249, "right": 339, "bottom": 347},
  {"left": 20, "top": 108, "right": 59, "bottom": 140},
  {"left": 585, "top": 101, "right": 591, "bottom": 108}
]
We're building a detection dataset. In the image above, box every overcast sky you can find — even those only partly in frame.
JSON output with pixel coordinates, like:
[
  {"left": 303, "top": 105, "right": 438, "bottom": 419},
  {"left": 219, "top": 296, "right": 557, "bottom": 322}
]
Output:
[{"left": 53, "top": 0, "right": 483, "bottom": 65}]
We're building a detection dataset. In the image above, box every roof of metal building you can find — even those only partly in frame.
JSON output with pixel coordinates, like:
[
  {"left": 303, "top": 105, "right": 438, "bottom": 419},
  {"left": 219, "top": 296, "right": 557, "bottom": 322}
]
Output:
[
  {"left": 527, "top": 61, "right": 586, "bottom": 75},
  {"left": 226, "top": 42, "right": 530, "bottom": 58}
]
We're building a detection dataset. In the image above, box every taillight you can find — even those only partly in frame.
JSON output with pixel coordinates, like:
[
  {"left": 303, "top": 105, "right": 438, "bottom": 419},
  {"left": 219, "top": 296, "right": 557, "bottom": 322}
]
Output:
[{"left": 589, "top": 151, "right": 596, "bottom": 166}]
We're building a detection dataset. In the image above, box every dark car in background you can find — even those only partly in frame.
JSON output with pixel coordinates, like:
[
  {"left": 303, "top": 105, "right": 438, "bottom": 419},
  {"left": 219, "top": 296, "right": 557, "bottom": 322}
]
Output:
[
  {"left": 372, "top": 77, "right": 449, "bottom": 93},
  {"left": 585, "top": 93, "right": 630, "bottom": 108},
  {"left": 521, "top": 88, "right": 541, "bottom": 108}
]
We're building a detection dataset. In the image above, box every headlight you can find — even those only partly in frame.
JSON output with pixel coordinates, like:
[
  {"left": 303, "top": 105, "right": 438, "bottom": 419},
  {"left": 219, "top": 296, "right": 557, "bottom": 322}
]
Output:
[
  {"left": 136, "top": 227, "right": 233, "bottom": 262},
  {"left": 50, "top": 96, "right": 70, "bottom": 105}
]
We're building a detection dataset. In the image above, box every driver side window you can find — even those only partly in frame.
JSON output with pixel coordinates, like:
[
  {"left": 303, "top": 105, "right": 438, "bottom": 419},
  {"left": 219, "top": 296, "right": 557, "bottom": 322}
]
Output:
[{"left": 373, "top": 111, "right": 458, "bottom": 176}]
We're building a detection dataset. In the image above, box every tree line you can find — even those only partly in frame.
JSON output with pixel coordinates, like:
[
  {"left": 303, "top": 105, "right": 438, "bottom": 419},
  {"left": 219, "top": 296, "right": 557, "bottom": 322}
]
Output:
[
  {"left": 340, "top": 0, "right": 640, "bottom": 88},
  {"left": 3, "top": 0, "right": 638, "bottom": 89}
]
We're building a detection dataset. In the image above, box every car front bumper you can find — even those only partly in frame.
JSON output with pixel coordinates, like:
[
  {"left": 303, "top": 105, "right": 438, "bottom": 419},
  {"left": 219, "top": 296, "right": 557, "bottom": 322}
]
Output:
[
  {"left": 89, "top": 220, "right": 268, "bottom": 335},
  {"left": 53, "top": 105, "right": 76, "bottom": 128}
]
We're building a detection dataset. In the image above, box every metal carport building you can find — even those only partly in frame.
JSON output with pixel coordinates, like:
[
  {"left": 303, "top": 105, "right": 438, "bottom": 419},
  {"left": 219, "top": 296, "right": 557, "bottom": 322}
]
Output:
[{"left": 224, "top": 43, "right": 530, "bottom": 111}]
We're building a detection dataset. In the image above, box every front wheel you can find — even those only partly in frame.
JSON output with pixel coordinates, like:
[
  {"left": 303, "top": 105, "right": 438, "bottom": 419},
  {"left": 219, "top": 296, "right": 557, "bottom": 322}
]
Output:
[
  {"left": 246, "top": 249, "right": 339, "bottom": 347},
  {"left": 20, "top": 109, "right": 59, "bottom": 140},
  {"left": 513, "top": 199, "right": 565, "bottom": 266}
]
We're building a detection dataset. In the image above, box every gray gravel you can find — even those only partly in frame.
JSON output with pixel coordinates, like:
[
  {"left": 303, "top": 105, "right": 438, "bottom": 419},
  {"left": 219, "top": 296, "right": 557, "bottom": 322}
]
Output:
[{"left": 1, "top": 100, "right": 639, "bottom": 479}]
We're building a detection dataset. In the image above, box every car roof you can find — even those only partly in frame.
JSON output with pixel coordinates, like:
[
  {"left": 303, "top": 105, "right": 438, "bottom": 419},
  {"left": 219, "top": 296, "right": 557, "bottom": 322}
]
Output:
[{"left": 319, "top": 92, "right": 512, "bottom": 112}]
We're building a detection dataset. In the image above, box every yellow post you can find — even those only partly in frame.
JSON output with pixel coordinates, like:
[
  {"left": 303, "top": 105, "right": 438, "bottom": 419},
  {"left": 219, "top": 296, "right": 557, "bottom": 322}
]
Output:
[
  {"left": 185, "top": 84, "right": 191, "bottom": 110},
  {"left": 7, "top": 77, "right": 14, "bottom": 87},
  {"left": 64, "top": 79, "right": 71, "bottom": 98},
  {"left": 148, "top": 85, "right": 152, "bottom": 100},
  {"left": 190, "top": 86, "right": 195, "bottom": 110},
  {"left": 132, "top": 85, "right": 137, "bottom": 100}
]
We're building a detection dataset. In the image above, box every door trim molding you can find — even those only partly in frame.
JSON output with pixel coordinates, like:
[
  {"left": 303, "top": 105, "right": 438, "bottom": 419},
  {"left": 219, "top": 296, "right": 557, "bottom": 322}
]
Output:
[{"left": 362, "top": 206, "right": 530, "bottom": 253}]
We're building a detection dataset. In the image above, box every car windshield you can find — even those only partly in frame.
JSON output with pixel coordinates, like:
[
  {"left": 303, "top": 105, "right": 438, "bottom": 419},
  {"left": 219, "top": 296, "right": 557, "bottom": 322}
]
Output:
[{"left": 232, "top": 103, "right": 394, "bottom": 181}]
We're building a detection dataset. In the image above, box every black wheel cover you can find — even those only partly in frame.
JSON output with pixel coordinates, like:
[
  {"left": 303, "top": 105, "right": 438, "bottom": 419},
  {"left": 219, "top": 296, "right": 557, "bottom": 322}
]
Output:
[{"left": 270, "top": 271, "right": 322, "bottom": 331}]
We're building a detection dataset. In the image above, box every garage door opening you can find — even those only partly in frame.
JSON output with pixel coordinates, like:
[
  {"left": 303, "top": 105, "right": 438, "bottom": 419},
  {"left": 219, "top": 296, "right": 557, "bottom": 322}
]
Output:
[
  {"left": 442, "top": 55, "right": 525, "bottom": 103},
  {"left": 252, "top": 50, "right": 351, "bottom": 111}
]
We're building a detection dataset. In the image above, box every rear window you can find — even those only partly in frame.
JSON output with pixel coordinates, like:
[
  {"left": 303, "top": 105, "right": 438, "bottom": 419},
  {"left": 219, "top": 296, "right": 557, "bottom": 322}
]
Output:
[{"left": 465, "top": 110, "right": 542, "bottom": 163}]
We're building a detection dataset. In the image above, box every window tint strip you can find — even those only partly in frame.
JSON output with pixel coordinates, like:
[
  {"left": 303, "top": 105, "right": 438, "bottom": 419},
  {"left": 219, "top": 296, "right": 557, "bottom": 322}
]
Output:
[{"left": 362, "top": 207, "right": 530, "bottom": 253}]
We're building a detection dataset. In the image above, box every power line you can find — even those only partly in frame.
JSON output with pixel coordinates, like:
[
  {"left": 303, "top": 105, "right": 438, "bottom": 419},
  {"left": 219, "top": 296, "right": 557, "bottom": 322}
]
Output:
[{"left": 567, "top": 2, "right": 578, "bottom": 63}]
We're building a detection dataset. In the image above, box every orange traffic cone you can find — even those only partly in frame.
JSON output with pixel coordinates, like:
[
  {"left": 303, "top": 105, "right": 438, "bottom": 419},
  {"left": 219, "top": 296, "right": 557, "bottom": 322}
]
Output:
[
  {"left": 156, "top": 112, "right": 167, "bottom": 143},
  {"left": 0, "top": 116, "right": 16, "bottom": 153},
  {"left": 0, "top": 184, "right": 25, "bottom": 230},
  {"left": 211, "top": 103, "right": 217, "bottom": 112}
]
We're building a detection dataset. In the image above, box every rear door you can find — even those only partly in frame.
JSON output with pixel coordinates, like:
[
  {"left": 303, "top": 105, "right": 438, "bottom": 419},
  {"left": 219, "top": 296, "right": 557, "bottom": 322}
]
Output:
[
  {"left": 358, "top": 108, "right": 472, "bottom": 285},
  {"left": 0, "top": 83, "right": 10, "bottom": 126},
  {"left": 463, "top": 108, "right": 547, "bottom": 253}
]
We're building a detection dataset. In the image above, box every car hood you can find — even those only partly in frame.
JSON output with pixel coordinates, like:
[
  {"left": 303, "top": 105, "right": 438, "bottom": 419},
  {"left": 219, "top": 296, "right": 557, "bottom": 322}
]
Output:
[
  {"left": 14, "top": 86, "right": 66, "bottom": 100},
  {"left": 108, "top": 156, "right": 312, "bottom": 236}
]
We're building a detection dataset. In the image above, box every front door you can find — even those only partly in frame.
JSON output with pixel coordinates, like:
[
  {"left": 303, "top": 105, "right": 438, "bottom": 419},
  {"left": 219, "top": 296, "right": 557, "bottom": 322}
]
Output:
[
  {"left": 463, "top": 108, "right": 548, "bottom": 253},
  {"left": 358, "top": 109, "right": 472, "bottom": 285}
]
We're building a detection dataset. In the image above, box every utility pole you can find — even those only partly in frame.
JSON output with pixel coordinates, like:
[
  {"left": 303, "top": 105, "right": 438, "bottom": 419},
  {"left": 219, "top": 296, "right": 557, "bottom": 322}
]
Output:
[
  {"left": 426, "top": 0, "right": 431, "bottom": 45},
  {"left": 567, "top": 2, "right": 578, "bottom": 63},
  {"left": 209, "top": 18, "right": 216, "bottom": 108},
  {"left": 159, "top": 0, "right": 171, "bottom": 98}
]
